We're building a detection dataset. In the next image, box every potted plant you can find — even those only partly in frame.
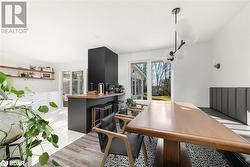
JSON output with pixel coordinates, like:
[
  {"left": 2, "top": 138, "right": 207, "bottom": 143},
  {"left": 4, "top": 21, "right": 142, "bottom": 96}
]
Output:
[
  {"left": 114, "top": 85, "right": 124, "bottom": 93},
  {"left": 126, "top": 98, "right": 133, "bottom": 107},
  {"left": 0, "top": 71, "right": 60, "bottom": 166}
]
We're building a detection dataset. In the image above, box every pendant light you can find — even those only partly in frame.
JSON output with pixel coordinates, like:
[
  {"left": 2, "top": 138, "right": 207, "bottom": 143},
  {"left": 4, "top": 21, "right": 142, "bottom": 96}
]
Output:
[{"left": 168, "top": 8, "right": 194, "bottom": 61}]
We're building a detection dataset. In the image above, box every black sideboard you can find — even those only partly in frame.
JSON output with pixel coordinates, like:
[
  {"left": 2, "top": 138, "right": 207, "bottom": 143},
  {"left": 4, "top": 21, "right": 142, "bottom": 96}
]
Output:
[{"left": 210, "top": 87, "right": 250, "bottom": 124}]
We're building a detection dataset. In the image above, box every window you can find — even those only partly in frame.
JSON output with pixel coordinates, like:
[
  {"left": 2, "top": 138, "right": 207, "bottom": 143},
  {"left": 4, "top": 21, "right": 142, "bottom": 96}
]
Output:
[
  {"left": 151, "top": 61, "right": 171, "bottom": 101},
  {"left": 130, "top": 62, "right": 147, "bottom": 100},
  {"left": 130, "top": 60, "right": 171, "bottom": 101}
]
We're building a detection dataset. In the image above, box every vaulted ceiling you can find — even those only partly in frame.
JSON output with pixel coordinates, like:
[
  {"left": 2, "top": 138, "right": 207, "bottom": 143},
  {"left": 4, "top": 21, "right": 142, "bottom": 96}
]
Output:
[{"left": 1, "top": 0, "right": 249, "bottom": 63}]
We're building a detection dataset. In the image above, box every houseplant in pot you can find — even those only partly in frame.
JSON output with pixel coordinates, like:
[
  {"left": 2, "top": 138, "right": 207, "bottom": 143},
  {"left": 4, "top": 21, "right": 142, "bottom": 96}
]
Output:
[{"left": 0, "top": 71, "right": 60, "bottom": 166}]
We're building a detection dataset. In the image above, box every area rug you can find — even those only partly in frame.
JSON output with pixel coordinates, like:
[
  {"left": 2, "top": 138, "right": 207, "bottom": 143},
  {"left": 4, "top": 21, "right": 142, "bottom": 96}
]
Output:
[
  {"left": 186, "top": 144, "right": 231, "bottom": 167},
  {"left": 105, "top": 138, "right": 232, "bottom": 167},
  {"left": 104, "top": 136, "right": 157, "bottom": 167}
]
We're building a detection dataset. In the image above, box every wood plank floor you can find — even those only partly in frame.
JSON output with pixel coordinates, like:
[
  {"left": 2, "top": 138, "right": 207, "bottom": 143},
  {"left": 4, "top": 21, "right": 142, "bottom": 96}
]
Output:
[{"left": 33, "top": 133, "right": 103, "bottom": 167}]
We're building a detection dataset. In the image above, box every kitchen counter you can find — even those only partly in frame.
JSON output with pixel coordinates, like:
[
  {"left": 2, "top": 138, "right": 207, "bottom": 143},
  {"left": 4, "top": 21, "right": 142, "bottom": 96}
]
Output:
[
  {"left": 67, "top": 92, "right": 125, "bottom": 133},
  {"left": 67, "top": 93, "right": 125, "bottom": 99}
]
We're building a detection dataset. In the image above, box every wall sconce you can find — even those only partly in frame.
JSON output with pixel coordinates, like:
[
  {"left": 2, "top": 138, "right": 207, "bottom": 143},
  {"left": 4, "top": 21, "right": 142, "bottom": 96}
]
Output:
[{"left": 214, "top": 63, "right": 221, "bottom": 69}]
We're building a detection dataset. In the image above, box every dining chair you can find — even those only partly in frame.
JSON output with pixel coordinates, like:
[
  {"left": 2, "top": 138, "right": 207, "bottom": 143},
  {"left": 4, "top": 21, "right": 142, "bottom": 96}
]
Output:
[
  {"left": 127, "top": 99, "right": 148, "bottom": 116},
  {"left": 117, "top": 107, "right": 153, "bottom": 143},
  {"left": 92, "top": 113, "right": 148, "bottom": 167}
]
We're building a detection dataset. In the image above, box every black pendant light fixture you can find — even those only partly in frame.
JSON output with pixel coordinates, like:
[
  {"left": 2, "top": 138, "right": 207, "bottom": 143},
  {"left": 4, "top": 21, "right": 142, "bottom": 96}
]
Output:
[{"left": 168, "top": 8, "right": 186, "bottom": 61}]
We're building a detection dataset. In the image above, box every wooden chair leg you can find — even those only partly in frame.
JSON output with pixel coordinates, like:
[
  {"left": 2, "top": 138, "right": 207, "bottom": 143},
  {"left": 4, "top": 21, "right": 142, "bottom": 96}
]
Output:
[
  {"left": 125, "top": 141, "right": 135, "bottom": 167},
  {"left": 142, "top": 141, "right": 148, "bottom": 166},
  {"left": 100, "top": 137, "right": 113, "bottom": 167}
]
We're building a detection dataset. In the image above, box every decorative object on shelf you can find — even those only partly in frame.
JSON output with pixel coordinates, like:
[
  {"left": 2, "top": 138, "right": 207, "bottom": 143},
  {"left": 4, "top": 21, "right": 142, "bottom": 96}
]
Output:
[
  {"left": 42, "top": 73, "right": 51, "bottom": 79},
  {"left": 107, "top": 84, "right": 124, "bottom": 93},
  {"left": 98, "top": 83, "right": 105, "bottom": 95},
  {"left": 214, "top": 63, "right": 221, "bottom": 69},
  {"left": 0, "top": 71, "right": 60, "bottom": 166},
  {"left": 114, "top": 84, "right": 125, "bottom": 93},
  {"left": 0, "top": 65, "right": 55, "bottom": 80},
  {"left": 168, "top": 8, "right": 196, "bottom": 61}
]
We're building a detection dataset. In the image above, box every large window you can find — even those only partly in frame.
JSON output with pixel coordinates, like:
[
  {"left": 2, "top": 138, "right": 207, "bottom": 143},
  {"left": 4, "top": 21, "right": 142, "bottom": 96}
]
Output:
[
  {"left": 131, "top": 62, "right": 147, "bottom": 100},
  {"left": 130, "top": 61, "right": 171, "bottom": 101},
  {"left": 151, "top": 61, "right": 171, "bottom": 101}
]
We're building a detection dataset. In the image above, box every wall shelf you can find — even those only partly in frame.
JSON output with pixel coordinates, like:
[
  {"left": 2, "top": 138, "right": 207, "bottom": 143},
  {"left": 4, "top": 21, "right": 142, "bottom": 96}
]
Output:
[
  {"left": 0, "top": 65, "right": 55, "bottom": 80},
  {"left": 6, "top": 75, "right": 55, "bottom": 80},
  {"left": 0, "top": 65, "right": 55, "bottom": 74}
]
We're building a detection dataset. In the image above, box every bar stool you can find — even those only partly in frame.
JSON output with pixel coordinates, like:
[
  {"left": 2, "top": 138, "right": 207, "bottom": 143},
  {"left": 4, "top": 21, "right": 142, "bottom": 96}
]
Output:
[
  {"left": 107, "top": 100, "right": 124, "bottom": 113},
  {"left": 91, "top": 104, "right": 113, "bottom": 128},
  {"left": 2, "top": 123, "right": 24, "bottom": 166}
]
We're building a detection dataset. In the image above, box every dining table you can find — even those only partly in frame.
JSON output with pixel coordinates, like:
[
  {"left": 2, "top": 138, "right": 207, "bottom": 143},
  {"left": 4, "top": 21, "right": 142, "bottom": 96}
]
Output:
[{"left": 126, "top": 101, "right": 250, "bottom": 167}]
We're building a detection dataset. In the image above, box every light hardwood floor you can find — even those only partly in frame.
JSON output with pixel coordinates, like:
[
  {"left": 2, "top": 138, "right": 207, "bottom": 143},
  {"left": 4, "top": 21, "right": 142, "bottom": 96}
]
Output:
[{"left": 33, "top": 133, "right": 103, "bottom": 167}]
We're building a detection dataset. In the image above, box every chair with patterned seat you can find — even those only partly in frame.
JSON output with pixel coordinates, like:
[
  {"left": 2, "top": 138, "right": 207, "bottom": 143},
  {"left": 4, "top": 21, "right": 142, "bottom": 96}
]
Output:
[{"left": 93, "top": 113, "right": 148, "bottom": 167}]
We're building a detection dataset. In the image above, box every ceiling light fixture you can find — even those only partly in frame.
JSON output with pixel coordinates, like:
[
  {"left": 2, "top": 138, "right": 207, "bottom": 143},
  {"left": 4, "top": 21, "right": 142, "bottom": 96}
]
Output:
[{"left": 168, "top": 8, "right": 186, "bottom": 61}]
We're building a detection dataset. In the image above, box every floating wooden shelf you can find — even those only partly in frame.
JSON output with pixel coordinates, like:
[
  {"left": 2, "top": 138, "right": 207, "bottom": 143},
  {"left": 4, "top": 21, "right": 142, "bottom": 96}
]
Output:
[
  {"left": 6, "top": 75, "right": 54, "bottom": 80},
  {"left": 0, "top": 65, "right": 55, "bottom": 80},
  {"left": 0, "top": 65, "right": 55, "bottom": 74}
]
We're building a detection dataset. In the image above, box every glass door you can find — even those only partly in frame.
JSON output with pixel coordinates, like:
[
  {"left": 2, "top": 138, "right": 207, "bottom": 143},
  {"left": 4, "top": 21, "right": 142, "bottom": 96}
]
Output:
[
  {"left": 72, "top": 71, "right": 84, "bottom": 95},
  {"left": 130, "top": 62, "right": 147, "bottom": 100},
  {"left": 62, "top": 71, "right": 71, "bottom": 107},
  {"left": 62, "top": 70, "right": 85, "bottom": 107}
]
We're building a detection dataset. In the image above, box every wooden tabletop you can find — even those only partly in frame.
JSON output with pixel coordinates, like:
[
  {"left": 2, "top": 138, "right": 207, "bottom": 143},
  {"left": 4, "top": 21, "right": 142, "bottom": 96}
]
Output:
[
  {"left": 126, "top": 101, "right": 250, "bottom": 154},
  {"left": 67, "top": 92, "right": 125, "bottom": 99}
]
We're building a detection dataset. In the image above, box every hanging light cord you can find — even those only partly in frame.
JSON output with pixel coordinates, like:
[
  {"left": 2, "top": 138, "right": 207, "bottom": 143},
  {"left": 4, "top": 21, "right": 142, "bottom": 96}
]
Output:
[{"left": 168, "top": 8, "right": 186, "bottom": 61}]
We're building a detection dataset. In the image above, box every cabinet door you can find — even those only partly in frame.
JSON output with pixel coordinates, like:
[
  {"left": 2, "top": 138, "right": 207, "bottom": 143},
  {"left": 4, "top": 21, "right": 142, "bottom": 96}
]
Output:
[{"left": 105, "top": 49, "right": 118, "bottom": 85}]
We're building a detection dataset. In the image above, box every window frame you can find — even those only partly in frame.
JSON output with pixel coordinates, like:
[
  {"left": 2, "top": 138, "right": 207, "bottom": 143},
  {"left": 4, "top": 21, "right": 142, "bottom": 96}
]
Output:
[{"left": 128, "top": 59, "right": 173, "bottom": 101}]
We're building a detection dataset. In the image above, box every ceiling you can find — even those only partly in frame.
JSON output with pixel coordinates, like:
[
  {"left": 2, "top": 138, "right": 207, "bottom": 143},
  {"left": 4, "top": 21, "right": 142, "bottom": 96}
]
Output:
[{"left": 1, "top": 0, "right": 249, "bottom": 63}]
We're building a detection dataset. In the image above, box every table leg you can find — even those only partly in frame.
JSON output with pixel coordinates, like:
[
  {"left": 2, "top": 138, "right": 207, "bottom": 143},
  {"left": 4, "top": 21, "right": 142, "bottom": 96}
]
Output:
[{"left": 163, "top": 139, "right": 180, "bottom": 167}]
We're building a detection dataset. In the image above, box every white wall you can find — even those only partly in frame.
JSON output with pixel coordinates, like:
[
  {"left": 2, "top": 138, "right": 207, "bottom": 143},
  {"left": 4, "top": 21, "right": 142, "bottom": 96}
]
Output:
[
  {"left": 211, "top": 3, "right": 250, "bottom": 87},
  {"left": 119, "top": 41, "right": 212, "bottom": 107}
]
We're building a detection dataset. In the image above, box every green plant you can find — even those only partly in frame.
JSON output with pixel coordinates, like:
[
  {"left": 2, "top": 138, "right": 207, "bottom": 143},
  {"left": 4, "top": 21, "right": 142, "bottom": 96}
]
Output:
[
  {"left": 126, "top": 98, "right": 133, "bottom": 107},
  {"left": 107, "top": 84, "right": 124, "bottom": 93},
  {"left": 0, "top": 71, "right": 60, "bottom": 166}
]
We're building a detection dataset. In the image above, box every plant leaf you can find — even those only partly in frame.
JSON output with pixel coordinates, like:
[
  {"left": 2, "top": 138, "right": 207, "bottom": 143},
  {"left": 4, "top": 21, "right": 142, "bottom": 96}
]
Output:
[
  {"left": 27, "top": 139, "right": 42, "bottom": 149},
  {"left": 49, "top": 102, "right": 58, "bottom": 108},
  {"left": 11, "top": 88, "right": 25, "bottom": 98},
  {"left": 26, "top": 148, "right": 32, "bottom": 157},
  {"left": 0, "top": 72, "right": 6, "bottom": 84},
  {"left": 38, "top": 105, "right": 49, "bottom": 113},
  {"left": 52, "top": 142, "right": 59, "bottom": 148},
  {"left": 52, "top": 159, "right": 61, "bottom": 167},
  {"left": 6, "top": 77, "right": 13, "bottom": 90},
  {"left": 51, "top": 134, "right": 59, "bottom": 144},
  {"left": 31, "top": 129, "right": 40, "bottom": 137},
  {"left": 39, "top": 152, "right": 49, "bottom": 166},
  {"left": 42, "top": 132, "right": 47, "bottom": 139}
]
